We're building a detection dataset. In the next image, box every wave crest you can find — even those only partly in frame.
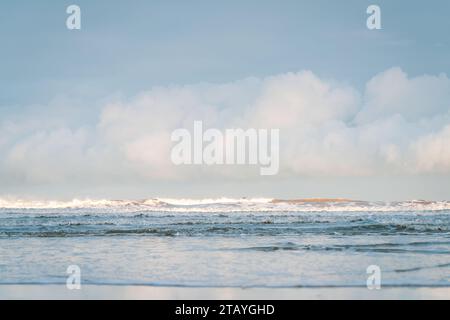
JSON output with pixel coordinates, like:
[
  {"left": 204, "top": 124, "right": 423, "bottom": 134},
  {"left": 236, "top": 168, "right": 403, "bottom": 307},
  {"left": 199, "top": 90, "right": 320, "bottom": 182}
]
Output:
[{"left": 1, "top": 197, "right": 450, "bottom": 212}]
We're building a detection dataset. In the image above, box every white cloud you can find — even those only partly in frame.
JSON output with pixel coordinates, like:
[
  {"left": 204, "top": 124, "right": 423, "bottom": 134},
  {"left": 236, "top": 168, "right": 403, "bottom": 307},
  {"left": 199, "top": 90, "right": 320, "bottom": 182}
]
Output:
[
  {"left": 413, "top": 124, "right": 450, "bottom": 173},
  {"left": 357, "top": 67, "right": 450, "bottom": 123},
  {"left": 1, "top": 68, "right": 450, "bottom": 187},
  {"left": 248, "top": 71, "right": 360, "bottom": 128}
]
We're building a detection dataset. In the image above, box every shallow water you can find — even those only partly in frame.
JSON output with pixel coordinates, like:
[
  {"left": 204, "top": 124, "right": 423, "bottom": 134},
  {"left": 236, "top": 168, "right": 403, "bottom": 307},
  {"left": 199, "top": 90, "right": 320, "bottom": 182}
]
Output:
[{"left": 1, "top": 198, "right": 450, "bottom": 287}]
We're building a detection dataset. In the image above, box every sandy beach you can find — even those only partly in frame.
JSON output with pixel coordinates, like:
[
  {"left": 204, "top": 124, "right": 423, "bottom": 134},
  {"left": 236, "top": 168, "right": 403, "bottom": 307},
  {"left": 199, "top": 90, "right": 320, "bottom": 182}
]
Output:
[{"left": 1, "top": 285, "right": 449, "bottom": 300}]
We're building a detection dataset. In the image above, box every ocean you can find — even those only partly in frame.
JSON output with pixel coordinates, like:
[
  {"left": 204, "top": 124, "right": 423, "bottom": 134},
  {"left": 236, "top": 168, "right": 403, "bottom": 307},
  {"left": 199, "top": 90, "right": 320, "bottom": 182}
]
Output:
[{"left": 1, "top": 198, "right": 450, "bottom": 288}]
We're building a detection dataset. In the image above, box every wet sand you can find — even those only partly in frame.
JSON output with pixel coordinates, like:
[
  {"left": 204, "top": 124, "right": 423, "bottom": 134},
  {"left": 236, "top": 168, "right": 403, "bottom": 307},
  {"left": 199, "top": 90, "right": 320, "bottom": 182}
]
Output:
[{"left": 1, "top": 285, "right": 449, "bottom": 300}]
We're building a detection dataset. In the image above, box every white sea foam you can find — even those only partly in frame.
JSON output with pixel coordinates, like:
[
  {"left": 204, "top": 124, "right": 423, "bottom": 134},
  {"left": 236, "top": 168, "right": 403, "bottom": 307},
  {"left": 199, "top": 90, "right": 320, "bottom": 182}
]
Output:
[{"left": 1, "top": 197, "right": 450, "bottom": 212}]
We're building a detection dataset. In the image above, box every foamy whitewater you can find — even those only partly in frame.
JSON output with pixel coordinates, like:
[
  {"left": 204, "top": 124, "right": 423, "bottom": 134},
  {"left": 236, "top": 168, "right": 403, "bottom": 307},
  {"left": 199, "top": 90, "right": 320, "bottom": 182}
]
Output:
[{"left": 1, "top": 198, "right": 450, "bottom": 287}]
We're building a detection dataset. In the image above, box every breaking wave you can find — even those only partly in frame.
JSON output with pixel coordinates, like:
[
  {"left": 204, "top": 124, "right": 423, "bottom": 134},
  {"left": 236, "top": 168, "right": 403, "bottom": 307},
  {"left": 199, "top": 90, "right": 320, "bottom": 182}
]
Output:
[{"left": 1, "top": 197, "right": 450, "bottom": 213}]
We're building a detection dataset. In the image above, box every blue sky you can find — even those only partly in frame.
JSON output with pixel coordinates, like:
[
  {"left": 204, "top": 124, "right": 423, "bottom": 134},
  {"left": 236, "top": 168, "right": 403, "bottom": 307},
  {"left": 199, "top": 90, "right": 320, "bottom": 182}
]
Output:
[
  {"left": 1, "top": 1, "right": 450, "bottom": 200},
  {"left": 1, "top": 0, "right": 449, "bottom": 106}
]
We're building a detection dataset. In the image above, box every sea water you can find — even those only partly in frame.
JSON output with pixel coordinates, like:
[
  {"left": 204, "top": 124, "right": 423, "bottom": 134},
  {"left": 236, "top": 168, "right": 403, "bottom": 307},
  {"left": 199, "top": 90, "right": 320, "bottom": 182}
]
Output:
[{"left": 1, "top": 198, "right": 450, "bottom": 287}]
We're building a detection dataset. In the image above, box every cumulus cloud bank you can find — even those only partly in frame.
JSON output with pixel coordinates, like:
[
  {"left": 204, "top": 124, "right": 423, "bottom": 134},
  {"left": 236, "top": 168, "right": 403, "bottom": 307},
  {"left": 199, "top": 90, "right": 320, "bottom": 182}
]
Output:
[{"left": 1, "top": 67, "right": 450, "bottom": 186}]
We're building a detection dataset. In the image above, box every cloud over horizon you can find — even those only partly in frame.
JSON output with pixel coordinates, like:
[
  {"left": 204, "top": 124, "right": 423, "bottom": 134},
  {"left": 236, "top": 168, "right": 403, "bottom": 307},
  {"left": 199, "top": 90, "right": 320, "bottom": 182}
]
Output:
[{"left": 1, "top": 67, "right": 450, "bottom": 191}]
